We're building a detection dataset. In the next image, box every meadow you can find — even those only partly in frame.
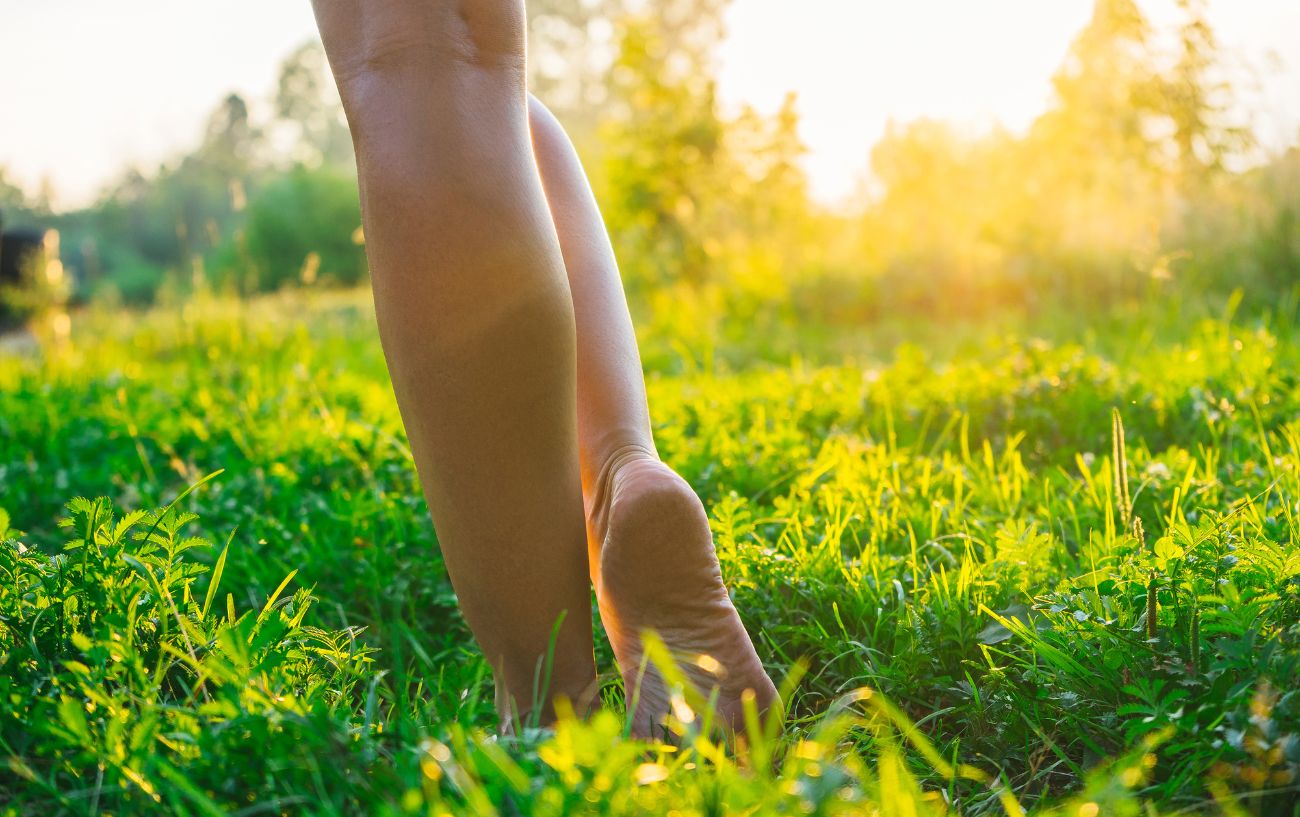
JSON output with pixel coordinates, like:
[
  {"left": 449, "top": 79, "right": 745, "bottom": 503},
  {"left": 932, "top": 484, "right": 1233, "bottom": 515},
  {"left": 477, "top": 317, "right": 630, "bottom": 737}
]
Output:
[{"left": 1, "top": 286, "right": 1297, "bottom": 816}]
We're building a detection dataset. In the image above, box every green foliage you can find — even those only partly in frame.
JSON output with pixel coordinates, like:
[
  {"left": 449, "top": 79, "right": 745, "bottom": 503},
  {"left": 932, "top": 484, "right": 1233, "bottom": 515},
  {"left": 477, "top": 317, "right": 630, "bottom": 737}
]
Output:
[
  {"left": 3, "top": 290, "right": 1299, "bottom": 813},
  {"left": 30, "top": 43, "right": 353, "bottom": 307},
  {"left": 598, "top": 1, "right": 819, "bottom": 305},
  {"left": 851, "top": 0, "right": 1284, "bottom": 321},
  {"left": 10, "top": 0, "right": 1296, "bottom": 323},
  {"left": 0, "top": 494, "right": 1240, "bottom": 816},
  {"left": 0, "top": 1, "right": 1297, "bottom": 810},
  {"left": 0, "top": 166, "right": 34, "bottom": 221},
  {"left": 274, "top": 41, "right": 354, "bottom": 169},
  {"left": 220, "top": 165, "right": 366, "bottom": 293},
  {"left": 83, "top": 245, "right": 169, "bottom": 308},
  {"left": 0, "top": 492, "right": 381, "bottom": 812}
]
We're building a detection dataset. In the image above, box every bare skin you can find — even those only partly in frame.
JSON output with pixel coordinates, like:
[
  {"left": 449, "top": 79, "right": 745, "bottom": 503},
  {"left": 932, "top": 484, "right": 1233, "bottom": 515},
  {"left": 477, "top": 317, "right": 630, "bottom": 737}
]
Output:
[
  {"left": 528, "top": 99, "right": 777, "bottom": 736},
  {"left": 311, "top": 0, "right": 774, "bottom": 736}
]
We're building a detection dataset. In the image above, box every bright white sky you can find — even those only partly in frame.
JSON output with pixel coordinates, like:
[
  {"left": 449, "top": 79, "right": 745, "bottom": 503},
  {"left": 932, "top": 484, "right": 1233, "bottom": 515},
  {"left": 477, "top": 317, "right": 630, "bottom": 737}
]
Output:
[{"left": 1, "top": 1, "right": 1297, "bottom": 209}]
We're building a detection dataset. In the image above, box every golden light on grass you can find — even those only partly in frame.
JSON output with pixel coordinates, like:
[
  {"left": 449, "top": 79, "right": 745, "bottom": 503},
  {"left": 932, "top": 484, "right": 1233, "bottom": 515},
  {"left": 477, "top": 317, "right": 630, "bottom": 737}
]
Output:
[
  {"left": 670, "top": 693, "right": 696, "bottom": 725},
  {"left": 634, "top": 762, "right": 670, "bottom": 785}
]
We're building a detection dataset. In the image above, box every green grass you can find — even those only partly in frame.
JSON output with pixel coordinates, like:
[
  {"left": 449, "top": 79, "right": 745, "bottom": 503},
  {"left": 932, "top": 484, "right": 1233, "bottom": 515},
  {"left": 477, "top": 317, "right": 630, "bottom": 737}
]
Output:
[{"left": 1, "top": 289, "right": 1298, "bottom": 815}]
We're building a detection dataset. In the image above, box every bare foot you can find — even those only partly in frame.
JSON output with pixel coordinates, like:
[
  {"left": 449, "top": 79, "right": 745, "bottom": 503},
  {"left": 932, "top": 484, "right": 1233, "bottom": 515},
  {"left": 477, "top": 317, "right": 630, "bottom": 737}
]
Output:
[{"left": 587, "top": 445, "right": 778, "bottom": 740}]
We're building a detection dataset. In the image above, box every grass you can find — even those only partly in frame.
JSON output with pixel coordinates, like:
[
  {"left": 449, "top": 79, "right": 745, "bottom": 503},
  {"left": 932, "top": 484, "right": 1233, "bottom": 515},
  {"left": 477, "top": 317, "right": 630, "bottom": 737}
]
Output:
[{"left": 1, "top": 288, "right": 1298, "bottom": 815}]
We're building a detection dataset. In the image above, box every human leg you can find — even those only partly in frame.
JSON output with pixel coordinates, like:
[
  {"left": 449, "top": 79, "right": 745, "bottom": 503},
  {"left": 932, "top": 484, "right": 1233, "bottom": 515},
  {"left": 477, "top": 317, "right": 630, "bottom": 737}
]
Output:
[{"left": 311, "top": 0, "right": 596, "bottom": 725}]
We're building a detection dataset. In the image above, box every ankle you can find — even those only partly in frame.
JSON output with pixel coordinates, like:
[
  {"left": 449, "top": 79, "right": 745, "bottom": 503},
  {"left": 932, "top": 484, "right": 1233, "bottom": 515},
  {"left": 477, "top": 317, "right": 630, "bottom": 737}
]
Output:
[{"left": 586, "top": 441, "right": 658, "bottom": 519}]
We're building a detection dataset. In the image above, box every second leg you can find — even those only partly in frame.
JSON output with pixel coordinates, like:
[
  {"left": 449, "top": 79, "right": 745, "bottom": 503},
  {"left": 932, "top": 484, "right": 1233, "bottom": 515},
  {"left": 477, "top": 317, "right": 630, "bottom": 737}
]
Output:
[{"left": 528, "top": 96, "right": 778, "bottom": 737}]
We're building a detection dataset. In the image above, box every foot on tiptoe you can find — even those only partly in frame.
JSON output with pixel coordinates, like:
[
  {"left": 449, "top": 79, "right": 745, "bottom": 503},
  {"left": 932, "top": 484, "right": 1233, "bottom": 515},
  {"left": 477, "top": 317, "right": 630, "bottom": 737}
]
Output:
[{"left": 587, "top": 446, "right": 778, "bottom": 739}]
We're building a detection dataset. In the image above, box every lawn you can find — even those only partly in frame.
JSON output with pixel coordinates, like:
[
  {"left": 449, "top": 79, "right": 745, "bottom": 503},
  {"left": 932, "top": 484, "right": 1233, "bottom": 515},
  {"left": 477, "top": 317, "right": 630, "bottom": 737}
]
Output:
[{"left": 1, "top": 289, "right": 1297, "bottom": 815}]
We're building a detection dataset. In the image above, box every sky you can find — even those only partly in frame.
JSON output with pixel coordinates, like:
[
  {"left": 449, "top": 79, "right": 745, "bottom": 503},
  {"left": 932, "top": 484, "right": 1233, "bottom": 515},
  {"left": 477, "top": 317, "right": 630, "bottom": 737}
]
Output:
[{"left": 1, "top": 0, "right": 1297, "bottom": 209}]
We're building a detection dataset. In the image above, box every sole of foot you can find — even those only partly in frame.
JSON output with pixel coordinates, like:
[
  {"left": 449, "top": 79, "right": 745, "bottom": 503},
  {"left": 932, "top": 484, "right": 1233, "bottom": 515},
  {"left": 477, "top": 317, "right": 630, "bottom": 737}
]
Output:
[{"left": 588, "top": 448, "right": 778, "bottom": 740}]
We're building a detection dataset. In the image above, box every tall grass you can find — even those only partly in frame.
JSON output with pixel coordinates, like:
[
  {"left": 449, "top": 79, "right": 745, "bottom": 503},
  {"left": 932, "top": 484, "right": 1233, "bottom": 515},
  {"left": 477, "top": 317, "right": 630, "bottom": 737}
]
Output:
[{"left": 1, "top": 289, "right": 1297, "bottom": 814}]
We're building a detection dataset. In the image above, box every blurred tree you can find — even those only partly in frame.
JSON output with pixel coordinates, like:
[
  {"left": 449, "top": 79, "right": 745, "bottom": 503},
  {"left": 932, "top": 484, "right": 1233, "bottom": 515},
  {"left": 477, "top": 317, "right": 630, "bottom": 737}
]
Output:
[
  {"left": 1164, "top": 0, "right": 1253, "bottom": 187},
  {"left": 92, "top": 167, "right": 178, "bottom": 269},
  {"left": 722, "top": 94, "right": 818, "bottom": 302},
  {"left": 601, "top": 0, "right": 727, "bottom": 288},
  {"left": 854, "top": 0, "right": 1271, "bottom": 317},
  {"left": 274, "top": 41, "right": 354, "bottom": 168},
  {"left": 0, "top": 167, "right": 32, "bottom": 222},
  {"left": 1030, "top": 0, "right": 1167, "bottom": 264},
  {"left": 600, "top": 0, "right": 812, "bottom": 297},
  {"left": 198, "top": 94, "right": 263, "bottom": 181},
  {"left": 57, "top": 93, "right": 272, "bottom": 303},
  {"left": 527, "top": 0, "right": 628, "bottom": 146},
  {"left": 23, "top": 0, "right": 1286, "bottom": 323},
  {"left": 31, "top": 177, "right": 57, "bottom": 217},
  {"left": 236, "top": 165, "right": 366, "bottom": 292},
  {"left": 865, "top": 120, "right": 1030, "bottom": 316}
]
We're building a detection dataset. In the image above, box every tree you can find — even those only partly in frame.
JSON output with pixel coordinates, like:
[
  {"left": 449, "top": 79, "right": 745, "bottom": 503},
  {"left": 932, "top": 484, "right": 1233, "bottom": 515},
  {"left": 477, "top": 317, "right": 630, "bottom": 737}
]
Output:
[
  {"left": 198, "top": 93, "right": 263, "bottom": 180},
  {"left": 1018, "top": 0, "right": 1170, "bottom": 272},
  {"left": 600, "top": 1, "right": 728, "bottom": 287},
  {"left": 274, "top": 41, "right": 354, "bottom": 169},
  {"left": 596, "top": 0, "right": 816, "bottom": 307},
  {"left": 238, "top": 165, "right": 366, "bottom": 292},
  {"left": 527, "top": 0, "right": 629, "bottom": 145},
  {"left": 0, "top": 167, "right": 31, "bottom": 225},
  {"left": 1164, "top": 0, "right": 1253, "bottom": 187}
]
